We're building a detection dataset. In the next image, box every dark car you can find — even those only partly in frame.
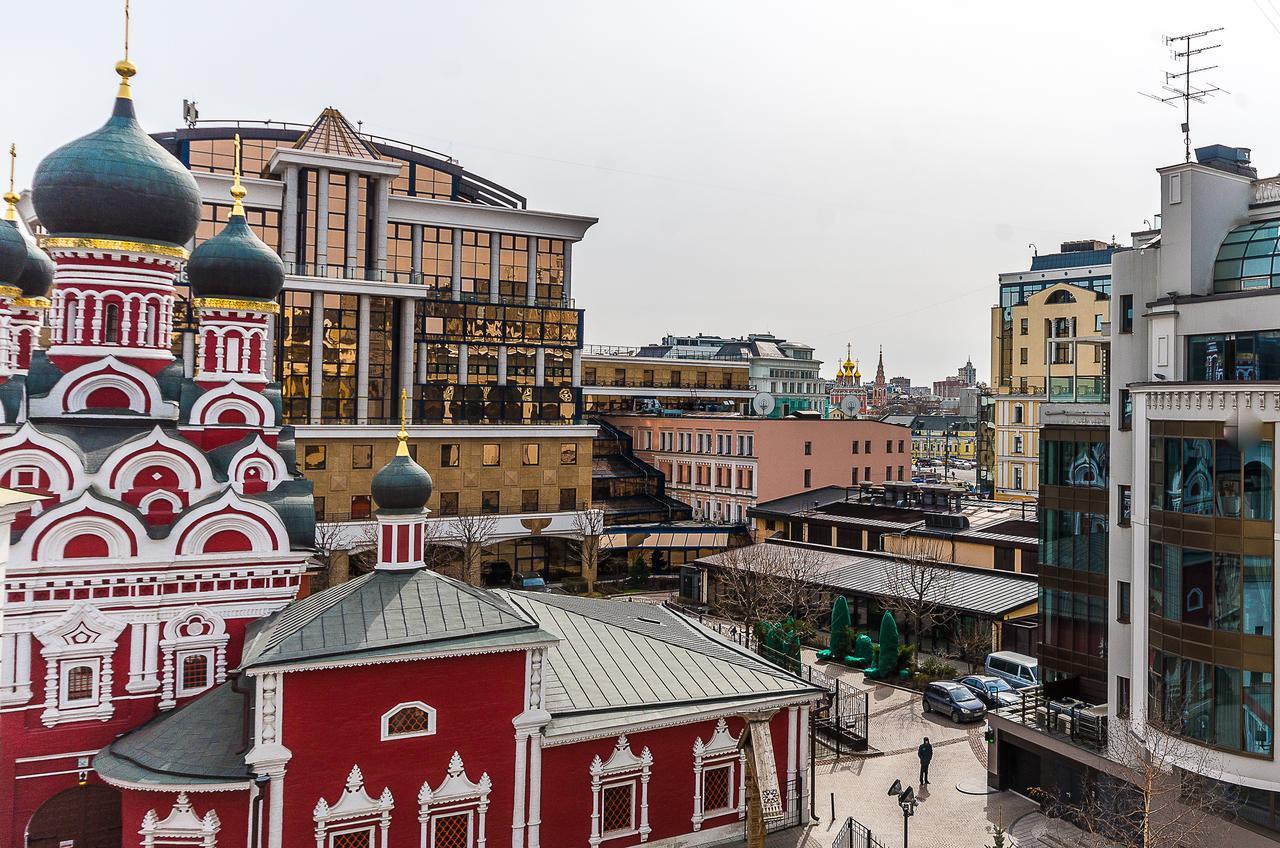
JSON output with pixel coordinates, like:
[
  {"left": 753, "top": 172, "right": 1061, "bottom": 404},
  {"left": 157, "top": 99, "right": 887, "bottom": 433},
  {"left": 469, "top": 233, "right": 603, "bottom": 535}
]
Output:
[
  {"left": 959, "top": 674, "right": 1020, "bottom": 709},
  {"left": 922, "top": 681, "right": 987, "bottom": 723}
]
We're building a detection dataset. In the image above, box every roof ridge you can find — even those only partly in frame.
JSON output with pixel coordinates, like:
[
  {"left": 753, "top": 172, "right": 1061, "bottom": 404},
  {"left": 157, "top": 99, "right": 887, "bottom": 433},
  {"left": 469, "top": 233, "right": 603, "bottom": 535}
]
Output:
[{"left": 258, "top": 572, "right": 375, "bottom": 654}]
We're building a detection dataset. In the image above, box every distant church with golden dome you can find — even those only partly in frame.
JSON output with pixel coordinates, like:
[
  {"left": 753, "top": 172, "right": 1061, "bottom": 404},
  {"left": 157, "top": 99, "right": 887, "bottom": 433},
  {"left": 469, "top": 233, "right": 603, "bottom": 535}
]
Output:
[{"left": 826, "top": 343, "right": 869, "bottom": 418}]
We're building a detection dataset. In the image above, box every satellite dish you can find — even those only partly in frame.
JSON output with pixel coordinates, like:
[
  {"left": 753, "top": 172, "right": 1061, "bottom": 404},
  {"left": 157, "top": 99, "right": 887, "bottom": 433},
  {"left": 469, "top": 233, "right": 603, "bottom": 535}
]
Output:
[
  {"left": 751, "top": 392, "right": 776, "bottom": 416},
  {"left": 840, "top": 395, "right": 860, "bottom": 417}
]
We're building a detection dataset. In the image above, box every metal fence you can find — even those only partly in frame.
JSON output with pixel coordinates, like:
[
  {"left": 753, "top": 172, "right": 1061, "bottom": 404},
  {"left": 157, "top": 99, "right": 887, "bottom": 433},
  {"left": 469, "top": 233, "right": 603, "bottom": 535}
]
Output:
[{"left": 833, "top": 817, "right": 890, "bottom": 848}]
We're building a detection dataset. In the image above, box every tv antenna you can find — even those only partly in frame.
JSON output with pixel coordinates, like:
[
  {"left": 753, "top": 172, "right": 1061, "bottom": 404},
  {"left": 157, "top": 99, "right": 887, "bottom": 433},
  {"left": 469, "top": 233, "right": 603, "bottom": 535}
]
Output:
[{"left": 1141, "top": 28, "right": 1226, "bottom": 163}]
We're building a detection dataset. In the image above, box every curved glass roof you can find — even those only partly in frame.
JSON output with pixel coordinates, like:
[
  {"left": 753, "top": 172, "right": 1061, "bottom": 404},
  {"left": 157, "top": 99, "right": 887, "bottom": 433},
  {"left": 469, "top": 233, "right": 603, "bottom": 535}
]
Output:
[{"left": 1214, "top": 219, "right": 1280, "bottom": 292}]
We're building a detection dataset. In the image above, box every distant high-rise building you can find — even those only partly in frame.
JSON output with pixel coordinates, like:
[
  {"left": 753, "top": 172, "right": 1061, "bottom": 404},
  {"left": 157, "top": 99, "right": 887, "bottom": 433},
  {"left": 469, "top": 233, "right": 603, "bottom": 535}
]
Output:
[{"left": 959, "top": 357, "right": 977, "bottom": 386}]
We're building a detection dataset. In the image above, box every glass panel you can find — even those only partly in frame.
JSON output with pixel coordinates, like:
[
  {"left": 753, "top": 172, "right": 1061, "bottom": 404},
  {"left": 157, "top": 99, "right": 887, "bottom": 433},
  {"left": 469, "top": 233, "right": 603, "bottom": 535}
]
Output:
[
  {"left": 1165, "top": 438, "right": 1183, "bottom": 512},
  {"left": 1150, "top": 542, "right": 1164, "bottom": 617},
  {"left": 1182, "top": 547, "right": 1212, "bottom": 628},
  {"left": 1215, "top": 666, "right": 1243, "bottom": 749},
  {"left": 1259, "top": 331, "right": 1280, "bottom": 378},
  {"left": 1165, "top": 544, "right": 1181, "bottom": 623},
  {"left": 1182, "top": 438, "right": 1214, "bottom": 515},
  {"left": 1245, "top": 441, "right": 1274, "bottom": 520},
  {"left": 1245, "top": 238, "right": 1277, "bottom": 257},
  {"left": 1182, "top": 658, "right": 1212, "bottom": 741},
  {"left": 1245, "top": 555, "right": 1273, "bottom": 636},
  {"left": 1215, "top": 439, "right": 1242, "bottom": 517},
  {"left": 1188, "top": 335, "right": 1227, "bottom": 382},
  {"left": 1243, "top": 256, "right": 1273, "bottom": 277},
  {"left": 1244, "top": 671, "right": 1274, "bottom": 755},
  {"left": 1213, "top": 553, "right": 1242, "bottom": 632}
]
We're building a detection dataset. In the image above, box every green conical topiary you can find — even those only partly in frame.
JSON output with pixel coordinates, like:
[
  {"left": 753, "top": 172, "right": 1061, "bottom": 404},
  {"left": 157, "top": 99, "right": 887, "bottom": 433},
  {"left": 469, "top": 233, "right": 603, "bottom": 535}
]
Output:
[
  {"left": 848, "top": 632, "right": 874, "bottom": 667},
  {"left": 818, "top": 596, "right": 851, "bottom": 661},
  {"left": 866, "top": 611, "right": 900, "bottom": 679}
]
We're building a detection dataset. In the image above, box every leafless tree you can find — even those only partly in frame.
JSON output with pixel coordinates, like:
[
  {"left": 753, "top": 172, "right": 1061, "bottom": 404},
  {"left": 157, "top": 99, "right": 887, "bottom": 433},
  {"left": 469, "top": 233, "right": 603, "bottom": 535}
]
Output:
[
  {"left": 879, "top": 536, "right": 955, "bottom": 662},
  {"left": 568, "top": 509, "right": 606, "bottom": 594},
  {"left": 711, "top": 542, "right": 828, "bottom": 639},
  {"left": 1038, "top": 704, "right": 1241, "bottom": 848},
  {"left": 452, "top": 511, "right": 500, "bottom": 587},
  {"left": 946, "top": 618, "right": 994, "bottom": 673},
  {"left": 310, "top": 519, "right": 377, "bottom": 590}
]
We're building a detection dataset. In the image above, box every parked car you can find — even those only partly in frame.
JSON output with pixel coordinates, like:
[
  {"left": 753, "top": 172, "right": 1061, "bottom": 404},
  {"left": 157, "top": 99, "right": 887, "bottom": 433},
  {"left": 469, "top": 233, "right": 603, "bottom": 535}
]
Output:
[
  {"left": 958, "top": 674, "right": 1020, "bottom": 709},
  {"left": 922, "top": 681, "right": 987, "bottom": 723},
  {"left": 510, "top": 571, "right": 547, "bottom": 591},
  {"left": 983, "top": 650, "right": 1040, "bottom": 689}
]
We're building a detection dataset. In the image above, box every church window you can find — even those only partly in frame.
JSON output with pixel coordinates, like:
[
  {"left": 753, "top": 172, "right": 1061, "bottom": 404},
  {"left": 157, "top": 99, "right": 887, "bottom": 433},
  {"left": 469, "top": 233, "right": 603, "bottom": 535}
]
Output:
[
  {"left": 64, "top": 663, "right": 97, "bottom": 704},
  {"left": 430, "top": 812, "right": 470, "bottom": 848},
  {"left": 104, "top": 303, "right": 120, "bottom": 344},
  {"left": 329, "top": 826, "right": 373, "bottom": 848},
  {"left": 178, "top": 652, "right": 211, "bottom": 696},
  {"left": 381, "top": 701, "right": 437, "bottom": 740},
  {"left": 601, "top": 783, "right": 635, "bottom": 835}
]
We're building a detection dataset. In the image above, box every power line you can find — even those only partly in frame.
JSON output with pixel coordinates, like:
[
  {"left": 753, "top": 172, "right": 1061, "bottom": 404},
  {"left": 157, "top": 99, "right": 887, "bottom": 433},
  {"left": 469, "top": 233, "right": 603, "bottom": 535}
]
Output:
[{"left": 1140, "top": 28, "right": 1226, "bottom": 163}]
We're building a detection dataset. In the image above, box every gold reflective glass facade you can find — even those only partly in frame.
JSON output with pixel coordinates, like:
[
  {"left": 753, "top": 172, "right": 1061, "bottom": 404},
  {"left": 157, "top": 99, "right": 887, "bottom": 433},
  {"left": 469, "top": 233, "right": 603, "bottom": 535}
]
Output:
[{"left": 277, "top": 291, "right": 313, "bottom": 422}]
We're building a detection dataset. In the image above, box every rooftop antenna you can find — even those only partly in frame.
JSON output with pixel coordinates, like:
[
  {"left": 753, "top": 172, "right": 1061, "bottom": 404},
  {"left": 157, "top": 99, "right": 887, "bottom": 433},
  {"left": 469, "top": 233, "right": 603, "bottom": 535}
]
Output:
[
  {"left": 183, "top": 99, "right": 199, "bottom": 128},
  {"left": 1027, "top": 243, "right": 1038, "bottom": 257},
  {"left": 1141, "top": 28, "right": 1226, "bottom": 163}
]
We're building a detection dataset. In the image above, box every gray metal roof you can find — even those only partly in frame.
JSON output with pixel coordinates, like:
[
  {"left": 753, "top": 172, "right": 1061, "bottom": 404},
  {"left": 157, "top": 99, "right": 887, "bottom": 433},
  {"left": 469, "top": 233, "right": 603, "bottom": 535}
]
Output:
[
  {"left": 94, "top": 682, "right": 251, "bottom": 787},
  {"left": 698, "top": 543, "right": 1038, "bottom": 617},
  {"left": 241, "top": 568, "right": 547, "bottom": 669},
  {"left": 498, "top": 592, "right": 820, "bottom": 726}
]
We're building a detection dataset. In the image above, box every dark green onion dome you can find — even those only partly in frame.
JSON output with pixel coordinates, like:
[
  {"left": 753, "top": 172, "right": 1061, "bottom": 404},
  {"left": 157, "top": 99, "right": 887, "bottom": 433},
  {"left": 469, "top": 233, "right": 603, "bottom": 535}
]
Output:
[
  {"left": 186, "top": 213, "right": 285, "bottom": 300},
  {"left": 371, "top": 436, "right": 433, "bottom": 512},
  {"left": 16, "top": 237, "right": 55, "bottom": 299},
  {"left": 0, "top": 220, "right": 26, "bottom": 286},
  {"left": 31, "top": 96, "right": 201, "bottom": 246}
]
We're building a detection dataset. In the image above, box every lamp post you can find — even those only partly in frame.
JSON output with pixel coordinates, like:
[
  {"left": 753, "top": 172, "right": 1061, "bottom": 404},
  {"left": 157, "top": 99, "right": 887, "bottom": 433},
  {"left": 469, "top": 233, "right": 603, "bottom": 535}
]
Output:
[{"left": 887, "top": 779, "right": 917, "bottom": 848}]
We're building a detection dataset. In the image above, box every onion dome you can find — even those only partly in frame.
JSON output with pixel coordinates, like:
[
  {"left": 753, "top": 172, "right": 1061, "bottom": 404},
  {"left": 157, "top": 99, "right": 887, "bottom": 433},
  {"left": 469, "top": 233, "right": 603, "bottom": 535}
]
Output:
[
  {"left": 186, "top": 141, "right": 284, "bottom": 300},
  {"left": 371, "top": 429, "right": 433, "bottom": 513},
  {"left": 16, "top": 237, "right": 54, "bottom": 299},
  {"left": 0, "top": 151, "right": 27, "bottom": 286},
  {"left": 31, "top": 61, "right": 201, "bottom": 247}
]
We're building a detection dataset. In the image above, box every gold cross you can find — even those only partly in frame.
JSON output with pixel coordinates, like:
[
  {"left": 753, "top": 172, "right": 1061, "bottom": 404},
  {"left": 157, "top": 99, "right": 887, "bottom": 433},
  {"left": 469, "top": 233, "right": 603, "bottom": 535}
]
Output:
[
  {"left": 396, "top": 388, "right": 410, "bottom": 455},
  {"left": 4, "top": 144, "right": 17, "bottom": 222}
]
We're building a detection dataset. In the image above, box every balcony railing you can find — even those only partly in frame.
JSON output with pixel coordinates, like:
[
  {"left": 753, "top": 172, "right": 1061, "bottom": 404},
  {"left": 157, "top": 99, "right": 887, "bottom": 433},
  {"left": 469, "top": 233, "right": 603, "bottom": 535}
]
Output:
[
  {"left": 583, "top": 378, "right": 747, "bottom": 391},
  {"left": 581, "top": 344, "right": 747, "bottom": 361},
  {"left": 1048, "top": 375, "right": 1109, "bottom": 403},
  {"left": 280, "top": 263, "right": 576, "bottom": 309},
  {"left": 991, "top": 685, "right": 1108, "bottom": 755},
  {"left": 1256, "top": 176, "right": 1280, "bottom": 205}
]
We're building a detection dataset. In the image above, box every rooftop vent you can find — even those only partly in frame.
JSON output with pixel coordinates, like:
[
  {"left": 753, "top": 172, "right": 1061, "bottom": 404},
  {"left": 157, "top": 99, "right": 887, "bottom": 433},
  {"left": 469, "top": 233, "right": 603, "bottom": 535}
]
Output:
[
  {"left": 1194, "top": 144, "right": 1256, "bottom": 178},
  {"left": 923, "top": 512, "right": 969, "bottom": 531}
]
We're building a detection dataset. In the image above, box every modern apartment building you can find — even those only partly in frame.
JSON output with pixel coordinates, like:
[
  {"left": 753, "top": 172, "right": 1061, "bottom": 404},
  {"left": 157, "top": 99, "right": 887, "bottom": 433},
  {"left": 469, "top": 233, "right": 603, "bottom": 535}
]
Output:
[
  {"left": 580, "top": 345, "right": 754, "bottom": 413},
  {"left": 989, "top": 241, "right": 1114, "bottom": 501},
  {"left": 607, "top": 415, "right": 911, "bottom": 523},
  {"left": 15, "top": 106, "right": 602, "bottom": 580}
]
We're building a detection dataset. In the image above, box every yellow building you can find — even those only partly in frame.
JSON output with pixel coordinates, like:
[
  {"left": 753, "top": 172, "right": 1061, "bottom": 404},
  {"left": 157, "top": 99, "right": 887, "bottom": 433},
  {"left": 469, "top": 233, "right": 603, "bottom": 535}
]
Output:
[{"left": 990, "top": 257, "right": 1112, "bottom": 502}]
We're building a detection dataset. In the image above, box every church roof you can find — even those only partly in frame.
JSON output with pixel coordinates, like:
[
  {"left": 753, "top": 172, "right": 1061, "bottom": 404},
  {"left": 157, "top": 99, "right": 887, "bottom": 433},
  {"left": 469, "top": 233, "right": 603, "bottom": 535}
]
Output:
[
  {"left": 293, "top": 107, "right": 380, "bottom": 159},
  {"left": 239, "top": 568, "right": 552, "bottom": 670},
  {"left": 497, "top": 592, "right": 821, "bottom": 739},
  {"left": 94, "top": 682, "right": 253, "bottom": 789}
]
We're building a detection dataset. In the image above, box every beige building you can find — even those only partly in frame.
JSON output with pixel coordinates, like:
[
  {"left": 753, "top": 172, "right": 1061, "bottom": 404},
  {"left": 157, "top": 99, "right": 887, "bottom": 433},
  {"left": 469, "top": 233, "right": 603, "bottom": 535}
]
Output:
[
  {"left": 581, "top": 346, "right": 754, "bottom": 413},
  {"left": 990, "top": 244, "right": 1114, "bottom": 501}
]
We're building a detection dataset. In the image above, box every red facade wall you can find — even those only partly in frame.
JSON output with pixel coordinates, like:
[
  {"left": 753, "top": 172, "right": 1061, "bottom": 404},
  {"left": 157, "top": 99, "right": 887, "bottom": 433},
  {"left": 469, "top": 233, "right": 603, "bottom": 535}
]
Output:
[
  {"left": 120, "top": 788, "right": 251, "bottom": 848},
  {"left": 277, "top": 650, "right": 528, "bottom": 847}
]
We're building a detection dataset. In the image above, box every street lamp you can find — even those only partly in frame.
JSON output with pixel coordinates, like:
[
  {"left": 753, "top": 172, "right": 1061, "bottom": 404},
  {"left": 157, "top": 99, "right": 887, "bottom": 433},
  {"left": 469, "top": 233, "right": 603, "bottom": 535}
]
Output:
[{"left": 887, "top": 779, "right": 918, "bottom": 848}]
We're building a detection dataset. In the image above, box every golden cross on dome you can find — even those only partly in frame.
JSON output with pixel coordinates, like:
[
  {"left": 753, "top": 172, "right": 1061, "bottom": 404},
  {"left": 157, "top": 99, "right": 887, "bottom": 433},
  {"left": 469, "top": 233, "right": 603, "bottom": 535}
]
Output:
[
  {"left": 115, "top": 0, "right": 137, "bottom": 100},
  {"left": 230, "top": 133, "right": 246, "bottom": 216},
  {"left": 4, "top": 144, "right": 18, "bottom": 222},
  {"left": 396, "top": 388, "right": 410, "bottom": 456}
]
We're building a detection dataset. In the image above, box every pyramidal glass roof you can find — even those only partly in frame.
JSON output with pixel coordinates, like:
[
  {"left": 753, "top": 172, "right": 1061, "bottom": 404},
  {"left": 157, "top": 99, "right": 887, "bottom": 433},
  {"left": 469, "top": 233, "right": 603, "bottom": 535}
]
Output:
[{"left": 1214, "top": 219, "right": 1280, "bottom": 293}]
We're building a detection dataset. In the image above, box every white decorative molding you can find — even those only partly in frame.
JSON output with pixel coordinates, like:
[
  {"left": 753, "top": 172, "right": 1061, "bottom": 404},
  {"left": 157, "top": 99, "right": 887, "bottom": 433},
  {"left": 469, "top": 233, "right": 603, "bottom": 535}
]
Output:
[
  {"left": 188, "top": 380, "right": 275, "bottom": 428},
  {"left": 17, "top": 489, "right": 147, "bottom": 564},
  {"left": 140, "top": 792, "right": 221, "bottom": 847},
  {"left": 313, "top": 765, "right": 394, "bottom": 848},
  {"left": 227, "top": 436, "right": 290, "bottom": 493},
  {"left": 0, "top": 422, "right": 83, "bottom": 507},
  {"left": 589, "top": 736, "right": 653, "bottom": 846},
  {"left": 38, "top": 355, "right": 167, "bottom": 416},
  {"left": 418, "top": 752, "right": 492, "bottom": 848},
  {"left": 691, "top": 719, "right": 746, "bottom": 831},
  {"left": 380, "top": 701, "right": 437, "bottom": 741},
  {"left": 100, "top": 424, "right": 216, "bottom": 504},
  {"left": 158, "top": 608, "right": 229, "bottom": 710},
  {"left": 169, "top": 489, "right": 289, "bottom": 556},
  {"left": 33, "top": 603, "right": 126, "bottom": 726}
]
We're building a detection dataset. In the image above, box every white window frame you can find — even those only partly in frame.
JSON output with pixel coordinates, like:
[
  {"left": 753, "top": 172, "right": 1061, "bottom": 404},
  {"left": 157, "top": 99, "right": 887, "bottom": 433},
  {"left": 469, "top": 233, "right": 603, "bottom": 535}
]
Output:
[
  {"left": 327, "top": 823, "right": 375, "bottom": 848},
  {"left": 418, "top": 752, "right": 491, "bottom": 848},
  {"left": 159, "top": 608, "right": 229, "bottom": 710},
  {"left": 599, "top": 779, "right": 637, "bottom": 838},
  {"left": 175, "top": 648, "right": 215, "bottom": 698},
  {"left": 60, "top": 657, "right": 100, "bottom": 707},
  {"left": 13, "top": 466, "right": 38, "bottom": 488},
  {"left": 380, "top": 700, "right": 438, "bottom": 741},
  {"left": 139, "top": 792, "right": 221, "bottom": 848},
  {"left": 428, "top": 810, "right": 474, "bottom": 848},
  {"left": 35, "top": 603, "right": 125, "bottom": 726},
  {"left": 313, "top": 765, "right": 393, "bottom": 848},
  {"left": 589, "top": 735, "right": 652, "bottom": 846},
  {"left": 701, "top": 763, "right": 736, "bottom": 817},
  {"left": 691, "top": 718, "right": 747, "bottom": 831}
]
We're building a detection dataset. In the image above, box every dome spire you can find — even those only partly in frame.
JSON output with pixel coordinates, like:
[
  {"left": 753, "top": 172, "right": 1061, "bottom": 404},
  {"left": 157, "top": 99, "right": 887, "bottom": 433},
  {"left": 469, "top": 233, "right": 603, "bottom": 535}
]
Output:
[
  {"left": 4, "top": 144, "right": 18, "bottom": 222},
  {"left": 230, "top": 133, "right": 247, "bottom": 217},
  {"left": 115, "top": 0, "right": 136, "bottom": 100},
  {"left": 396, "top": 388, "right": 411, "bottom": 457}
]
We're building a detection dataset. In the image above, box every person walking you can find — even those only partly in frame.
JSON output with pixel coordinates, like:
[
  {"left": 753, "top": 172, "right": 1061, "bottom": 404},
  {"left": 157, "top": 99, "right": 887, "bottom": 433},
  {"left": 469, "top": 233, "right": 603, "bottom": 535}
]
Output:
[{"left": 917, "top": 736, "right": 933, "bottom": 786}]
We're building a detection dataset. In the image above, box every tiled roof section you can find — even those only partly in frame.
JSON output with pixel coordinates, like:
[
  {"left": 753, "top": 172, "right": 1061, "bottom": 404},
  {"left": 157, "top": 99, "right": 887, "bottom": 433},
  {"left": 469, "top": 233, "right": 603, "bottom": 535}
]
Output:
[
  {"left": 94, "top": 682, "right": 251, "bottom": 786},
  {"left": 698, "top": 543, "right": 1038, "bottom": 617},
  {"left": 293, "top": 108, "right": 379, "bottom": 159},
  {"left": 240, "top": 568, "right": 540, "bottom": 668},
  {"left": 499, "top": 592, "right": 819, "bottom": 716}
]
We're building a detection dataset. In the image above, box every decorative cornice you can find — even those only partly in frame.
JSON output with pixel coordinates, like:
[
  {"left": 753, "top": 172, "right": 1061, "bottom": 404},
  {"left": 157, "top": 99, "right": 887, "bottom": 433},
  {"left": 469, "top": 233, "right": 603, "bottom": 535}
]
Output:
[
  {"left": 0, "top": 285, "right": 21, "bottom": 299},
  {"left": 12, "top": 296, "right": 50, "bottom": 309},
  {"left": 40, "top": 236, "right": 189, "bottom": 261},
  {"left": 193, "top": 297, "right": 280, "bottom": 314},
  {"left": 95, "top": 768, "right": 251, "bottom": 793},
  {"left": 244, "top": 637, "right": 555, "bottom": 677}
]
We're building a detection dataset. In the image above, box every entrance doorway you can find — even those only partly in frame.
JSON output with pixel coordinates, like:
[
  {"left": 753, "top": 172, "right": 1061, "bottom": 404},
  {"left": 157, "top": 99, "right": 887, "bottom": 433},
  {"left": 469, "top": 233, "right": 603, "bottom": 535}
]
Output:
[{"left": 26, "top": 785, "right": 121, "bottom": 848}]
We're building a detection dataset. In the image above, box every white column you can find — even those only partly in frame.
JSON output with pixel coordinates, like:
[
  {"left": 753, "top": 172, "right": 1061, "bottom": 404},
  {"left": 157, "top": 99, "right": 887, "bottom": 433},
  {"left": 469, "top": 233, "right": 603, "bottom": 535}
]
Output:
[
  {"left": 356, "top": 294, "right": 370, "bottom": 424},
  {"left": 534, "top": 348, "right": 545, "bottom": 386},
  {"left": 399, "top": 298, "right": 415, "bottom": 413},
  {"left": 511, "top": 732, "right": 528, "bottom": 848},
  {"left": 315, "top": 167, "right": 330, "bottom": 275},
  {"left": 309, "top": 292, "right": 325, "bottom": 424},
  {"left": 458, "top": 344, "right": 469, "bottom": 386},
  {"left": 127, "top": 622, "right": 145, "bottom": 690},
  {"left": 497, "top": 345, "right": 508, "bottom": 387},
  {"left": 450, "top": 229, "right": 462, "bottom": 300},
  {"left": 0, "top": 633, "right": 13, "bottom": 690},
  {"left": 571, "top": 349, "right": 582, "bottom": 387},
  {"left": 182, "top": 330, "right": 196, "bottom": 379},
  {"left": 798, "top": 704, "right": 811, "bottom": 818},
  {"left": 372, "top": 177, "right": 389, "bottom": 275},
  {"left": 144, "top": 621, "right": 160, "bottom": 681},
  {"left": 489, "top": 236, "right": 500, "bottom": 302},
  {"left": 526, "top": 243, "right": 538, "bottom": 306},
  {"left": 527, "top": 734, "right": 543, "bottom": 848},
  {"left": 267, "top": 774, "right": 285, "bottom": 848},
  {"left": 345, "top": 173, "right": 360, "bottom": 278},
  {"left": 15, "top": 632, "right": 31, "bottom": 698},
  {"left": 263, "top": 316, "right": 276, "bottom": 381},
  {"left": 281, "top": 165, "right": 299, "bottom": 266},
  {"left": 786, "top": 706, "right": 798, "bottom": 809}
]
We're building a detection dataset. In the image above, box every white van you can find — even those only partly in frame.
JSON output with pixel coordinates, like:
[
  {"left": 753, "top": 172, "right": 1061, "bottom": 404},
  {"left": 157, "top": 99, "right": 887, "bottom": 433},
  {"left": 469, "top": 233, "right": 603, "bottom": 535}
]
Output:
[{"left": 984, "top": 651, "right": 1040, "bottom": 689}]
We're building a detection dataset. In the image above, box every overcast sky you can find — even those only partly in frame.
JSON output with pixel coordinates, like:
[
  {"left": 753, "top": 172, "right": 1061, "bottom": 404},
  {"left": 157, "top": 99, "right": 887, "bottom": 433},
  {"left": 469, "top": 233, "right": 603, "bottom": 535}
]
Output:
[{"left": 10, "top": 1, "right": 1280, "bottom": 383}]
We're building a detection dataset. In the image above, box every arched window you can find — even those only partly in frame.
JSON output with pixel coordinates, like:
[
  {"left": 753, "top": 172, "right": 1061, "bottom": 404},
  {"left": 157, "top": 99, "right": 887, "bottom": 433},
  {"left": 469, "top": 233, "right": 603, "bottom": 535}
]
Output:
[
  {"left": 381, "top": 701, "right": 437, "bottom": 740},
  {"left": 104, "top": 303, "right": 120, "bottom": 344},
  {"left": 1046, "top": 289, "right": 1077, "bottom": 304},
  {"left": 64, "top": 298, "right": 78, "bottom": 344}
]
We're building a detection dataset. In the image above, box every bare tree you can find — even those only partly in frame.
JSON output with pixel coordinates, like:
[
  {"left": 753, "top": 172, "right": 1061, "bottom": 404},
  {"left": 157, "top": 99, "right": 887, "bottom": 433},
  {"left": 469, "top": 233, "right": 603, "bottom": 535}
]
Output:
[
  {"left": 946, "top": 619, "right": 994, "bottom": 673},
  {"left": 1038, "top": 706, "right": 1241, "bottom": 848},
  {"left": 452, "top": 511, "right": 500, "bottom": 587},
  {"left": 568, "top": 509, "right": 606, "bottom": 594},
  {"left": 311, "top": 519, "right": 377, "bottom": 590},
  {"left": 879, "top": 536, "right": 955, "bottom": 662},
  {"left": 711, "top": 542, "right": 828, "bottom": 640}
]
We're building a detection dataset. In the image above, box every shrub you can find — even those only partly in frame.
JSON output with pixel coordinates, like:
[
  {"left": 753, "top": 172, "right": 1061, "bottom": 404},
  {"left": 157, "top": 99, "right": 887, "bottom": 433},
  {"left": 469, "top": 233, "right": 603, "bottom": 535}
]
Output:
[
  {"left": 916, "top": 656, "right": 958, "bottom": 680},
  {"left": 627, "top": 556, "right": 651, "bottom": 588},
  {"left": 819, "top": 597, "right": 851, "bottom": 661}
]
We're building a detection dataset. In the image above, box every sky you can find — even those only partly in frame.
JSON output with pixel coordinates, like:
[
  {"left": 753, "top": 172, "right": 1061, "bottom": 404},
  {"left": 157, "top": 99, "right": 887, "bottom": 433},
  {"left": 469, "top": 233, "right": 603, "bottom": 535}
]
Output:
[{"left": 9, "top": 1, "right": 1280, "bottom": 384}]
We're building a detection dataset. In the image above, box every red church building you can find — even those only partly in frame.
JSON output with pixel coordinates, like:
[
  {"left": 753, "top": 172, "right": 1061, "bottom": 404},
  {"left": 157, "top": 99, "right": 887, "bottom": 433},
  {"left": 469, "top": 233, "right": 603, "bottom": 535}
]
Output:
[{"left": 1, "top": 46, "right": 820, "bottom": 848}]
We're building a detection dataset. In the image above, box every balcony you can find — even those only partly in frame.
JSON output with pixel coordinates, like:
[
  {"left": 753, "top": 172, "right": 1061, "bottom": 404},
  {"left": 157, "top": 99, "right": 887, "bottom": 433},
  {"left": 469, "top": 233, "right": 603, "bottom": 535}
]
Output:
[
  {"left": 278, "top": 263, "right": 576, "bottom": 309},
  {"left": 988, "top": 685, "right": 1109, "bottom": 756},
  {"left": 1048, "top": 375, "right": 1109, "bottom": 403}
]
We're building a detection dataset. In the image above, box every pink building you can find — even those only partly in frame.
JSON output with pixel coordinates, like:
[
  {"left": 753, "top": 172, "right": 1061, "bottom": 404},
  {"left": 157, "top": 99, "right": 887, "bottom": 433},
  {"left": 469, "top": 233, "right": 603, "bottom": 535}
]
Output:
[{"left": 607, "top": 415, "right": 912, "bottom": 523}]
